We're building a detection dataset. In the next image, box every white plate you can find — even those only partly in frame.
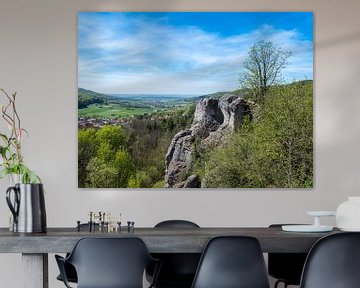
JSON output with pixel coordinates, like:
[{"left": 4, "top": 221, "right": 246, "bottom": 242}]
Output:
[
  {"left": 282, "top": 225, "right": 333, "bottom": 232},
  {"left": 307, "top": 211, "right": 336, "bottom": 217},
  {"left": 338, "top": 227, "right": 360, "bottom": 232}
]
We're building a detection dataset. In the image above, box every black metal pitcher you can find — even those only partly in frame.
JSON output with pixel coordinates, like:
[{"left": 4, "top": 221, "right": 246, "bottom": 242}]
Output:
[{"left": 6, "top": 183, "right": 47, "bottom": 233}]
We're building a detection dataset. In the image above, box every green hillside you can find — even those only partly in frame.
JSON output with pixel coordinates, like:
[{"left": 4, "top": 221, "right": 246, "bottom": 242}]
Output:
[{"left": 78, "top": 88, "right": 111, "bottom": 109}]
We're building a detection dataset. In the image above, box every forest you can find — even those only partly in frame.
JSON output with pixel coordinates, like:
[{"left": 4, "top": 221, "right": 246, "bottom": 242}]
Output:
[
  {"left": 78, "top": 104, "right": 195, "bottom": 188},
  {"left": 78, "top": 80, "right": 312, "bottom": 188},
  {"left": 200, "top": 81, "right": 313, "bottom": 188}
]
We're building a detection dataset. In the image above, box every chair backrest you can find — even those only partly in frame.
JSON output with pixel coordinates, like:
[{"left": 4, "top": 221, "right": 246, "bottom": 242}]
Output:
[
  {"left": 191, "top": 236, "right": 270, "bottom": 288},
  {"left": 155, "top": 220, "right": 200, "bottom": 228},
  {"left": 151, "top": 220, "right": 201, "bottom": 286},
  {"left": 67, "top": 237, "right": 154, "bottom": 288},
  {"left": 300, "top": 232, "right": 360, "bottom": 288}
]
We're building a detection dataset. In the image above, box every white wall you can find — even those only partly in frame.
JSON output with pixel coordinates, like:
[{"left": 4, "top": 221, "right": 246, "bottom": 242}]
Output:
[{"left": 0, "top": 0, "right": 360, "bottom": 286}]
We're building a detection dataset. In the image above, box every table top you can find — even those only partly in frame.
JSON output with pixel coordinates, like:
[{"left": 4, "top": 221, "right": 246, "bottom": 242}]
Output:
[{"left": 0, "top": 227, "right": 340, "bottom": 254}]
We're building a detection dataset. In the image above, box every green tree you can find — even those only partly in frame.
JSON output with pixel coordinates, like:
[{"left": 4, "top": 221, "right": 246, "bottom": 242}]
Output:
[
  {"left": 202, "top": 118, "right": 258, "bottom": 187},
  {"left": 240, "top": 40, "right": 292, "bottom": 103},
  {"left": 79, "top": 125, "right": 137, "bottom": 188},
  {"left": 96, "top": 125, "right": 126, "bottom": 151},
  {"left": 78, "top": 128, "right": 98, "bottom": 187},
  {"left": 85, "top": 148, "right": 135, "bottom": 188},
  {"left": 203, "top": 81, "right": 313, "bottom": 188},
  {"left": 97, "top": 142, "right": 114, "bottom": 163},
  {"left": 128, "top": 176, "right": 140, "bottom": 188},
  {"left": 255, "top": 81, "right": 313, "bottom": 187},
  {"left": 85, "top": 157, "right": 118, "bottom": 188},
  {"left": 113, "top": 148, "right": 136, "bottom": 187}
]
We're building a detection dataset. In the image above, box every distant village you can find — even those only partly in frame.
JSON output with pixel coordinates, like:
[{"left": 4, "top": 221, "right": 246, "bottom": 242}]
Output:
[
  {"left": 78, "top": 117, "right": 125, "bottom": 128},
  {"left": 78, "top": 114, "right": 175, "bottom": 129}
]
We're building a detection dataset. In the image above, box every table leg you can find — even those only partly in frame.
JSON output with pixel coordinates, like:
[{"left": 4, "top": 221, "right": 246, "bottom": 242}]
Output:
[{"left": 22, "top": 253, "right": 48, "bottom": 288}]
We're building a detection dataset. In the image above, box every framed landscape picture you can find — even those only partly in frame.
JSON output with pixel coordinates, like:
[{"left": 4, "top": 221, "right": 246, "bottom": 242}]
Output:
[{"left": 78, "top": 12, "right": 313, "bottom": 189}]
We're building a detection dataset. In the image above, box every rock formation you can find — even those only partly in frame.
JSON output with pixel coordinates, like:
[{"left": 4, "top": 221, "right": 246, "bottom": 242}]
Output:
[{"left": 165, "top": 93, "right": 250, "bottom": 188}]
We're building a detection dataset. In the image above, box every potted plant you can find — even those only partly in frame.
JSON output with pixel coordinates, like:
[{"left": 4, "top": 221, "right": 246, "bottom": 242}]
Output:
[
  {"left": 0, "top": 89, "right": 40, "bottom": 183},
  {"left": 0, "top": 88, "right": 46, "bottom": 233}
]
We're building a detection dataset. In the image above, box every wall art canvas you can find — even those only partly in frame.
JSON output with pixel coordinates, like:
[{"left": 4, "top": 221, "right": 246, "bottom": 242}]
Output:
[{"left": 78, "top": 12, "right": 313, "bottom": 189}]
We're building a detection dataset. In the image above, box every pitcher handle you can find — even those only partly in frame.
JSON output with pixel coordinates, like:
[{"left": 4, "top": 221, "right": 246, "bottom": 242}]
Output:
[{"left": 6, "top": 186, "right": 20, "bottom": 224}]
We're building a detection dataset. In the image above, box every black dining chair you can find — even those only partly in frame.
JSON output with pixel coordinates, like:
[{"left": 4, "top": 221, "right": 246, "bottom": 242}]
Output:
[
  {"left": 56, "top": 262, "right": 77, "bottom": 284},
  {"left": 56, "top": 223, "right": 99, "bottom": 284},
  {"left": 147, "top": 220, "right": 201, "bottom": 288},
  {"left": 55, "top": 237, "right": 161, "bottom": 288},
  {"left": 268, "top": 224, "right": 308, "bottom": 288},
  {"left": 191, "top": 236, "right": 270, "bottom": 288},
  {"left": 300, "top": 232, "right": 360, "bottom": 288}
]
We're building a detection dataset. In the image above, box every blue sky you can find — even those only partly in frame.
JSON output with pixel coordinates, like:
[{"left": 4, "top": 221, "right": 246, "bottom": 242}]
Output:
[{"left": 78, "top": 12, "right": 313, "bottom": 95}]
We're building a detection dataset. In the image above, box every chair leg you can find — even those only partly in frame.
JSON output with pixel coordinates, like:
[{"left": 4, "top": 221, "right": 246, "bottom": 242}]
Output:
[{"left": 274, "top": 280, "right": 289, "bottom": 288}]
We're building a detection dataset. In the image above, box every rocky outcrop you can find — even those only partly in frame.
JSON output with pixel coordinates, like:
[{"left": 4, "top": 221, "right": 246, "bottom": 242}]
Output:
[
  {"left": 170, "top": 174, "right": 201, "bottom": 188},
  {"left": 165, "top": 93, "right": 250, "bottom": 188},
  {"left": 165, "top": 130, "right": 193, "bottom": 188},
  {"left": 191, "top": 98, "right": 224, "bottom": 138},
  {"left": 203, "top": 94, "right": 250, "bottom": 148}
]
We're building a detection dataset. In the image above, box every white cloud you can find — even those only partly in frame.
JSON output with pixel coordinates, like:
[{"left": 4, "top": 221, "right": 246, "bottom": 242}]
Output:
[{"left": 78, "top": 15, "right": 313, "bottom": 94}]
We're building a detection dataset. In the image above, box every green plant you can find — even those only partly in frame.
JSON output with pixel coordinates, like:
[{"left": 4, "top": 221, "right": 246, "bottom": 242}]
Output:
[
  {"left": 239, "top": 40, "right": 292, "bottom": 103},
  {"left": 0, "top": 89, "right": 40, "bottom": 183},
  {"left": 203, "top": 81, "right": 313, "bottom": 188}
]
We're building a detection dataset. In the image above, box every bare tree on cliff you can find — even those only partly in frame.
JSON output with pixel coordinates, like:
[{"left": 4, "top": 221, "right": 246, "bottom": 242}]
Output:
[{"left": 240, "top": 40, "right": 292, "bottom": 103}]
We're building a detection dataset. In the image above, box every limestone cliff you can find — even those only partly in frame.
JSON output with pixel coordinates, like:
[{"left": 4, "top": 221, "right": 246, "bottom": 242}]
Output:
[{"left": 165, "top": 93, "right": 250, "bottom": 188}]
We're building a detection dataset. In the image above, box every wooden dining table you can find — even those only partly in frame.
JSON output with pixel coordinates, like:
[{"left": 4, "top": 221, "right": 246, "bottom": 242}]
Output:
[{"left": 0, "top": 226, "right": 339, "bottom": 288}]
